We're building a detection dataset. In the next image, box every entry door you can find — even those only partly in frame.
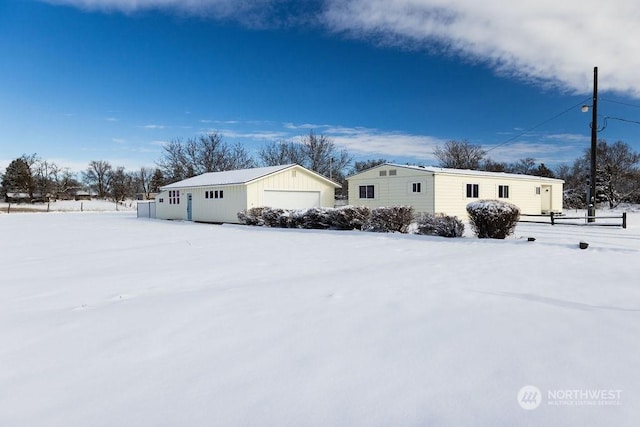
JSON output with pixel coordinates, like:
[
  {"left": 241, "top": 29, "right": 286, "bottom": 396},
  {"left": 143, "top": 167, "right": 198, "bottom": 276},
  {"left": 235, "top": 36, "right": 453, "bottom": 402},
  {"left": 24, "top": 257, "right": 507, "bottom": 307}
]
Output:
[
  {"left": 186, "top": 193, "right": 193, "bottom": 221},
  {"left": 541, "top": 185, "right": 552, "bottom": 213}
]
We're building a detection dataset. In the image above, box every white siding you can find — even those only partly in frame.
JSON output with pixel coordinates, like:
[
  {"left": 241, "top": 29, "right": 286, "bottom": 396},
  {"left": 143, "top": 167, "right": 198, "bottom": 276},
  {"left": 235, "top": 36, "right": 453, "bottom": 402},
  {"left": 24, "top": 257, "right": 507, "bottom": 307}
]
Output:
[
  {"left": 155, "top": 190, "right": 185, "bottom": 220},
  {"left": 347, "top": 164, "right": 564, "bottom": 218},
  {"left": 246, "top": 166, "right": 336, "bottom": 209},
  {"left": 347, "top": 166, "right": 435, "bottom": 212}
]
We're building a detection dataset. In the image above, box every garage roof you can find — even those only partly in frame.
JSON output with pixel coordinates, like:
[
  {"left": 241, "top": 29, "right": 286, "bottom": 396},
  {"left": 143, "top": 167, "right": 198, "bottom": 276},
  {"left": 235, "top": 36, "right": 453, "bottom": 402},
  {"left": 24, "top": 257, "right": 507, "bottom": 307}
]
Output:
[{"left": 161, "top": 164, "right": 341, "bottom": 190}]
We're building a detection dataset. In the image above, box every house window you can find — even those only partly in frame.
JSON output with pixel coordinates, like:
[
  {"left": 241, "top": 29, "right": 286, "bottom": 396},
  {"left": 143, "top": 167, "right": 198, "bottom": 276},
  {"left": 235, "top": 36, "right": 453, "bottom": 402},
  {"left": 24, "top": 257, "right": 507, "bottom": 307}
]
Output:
[
  {"left": 158, "top": 198, "right": 164, "bottom": 203},
  {"left": 411, "top": 182, "right": 422, "bottom": 193},
  {"left": 466, "top": 184, "right": 479, "bottom": 198},
  {"left": 389, "top": 169, "right": 397, "bottom": 176},
  {"left": 379, "top": 170, "right": 387, "bottom": 176},
  {"left": 498, "top": 185, "right": 510, "bottom": 198},
  {"left": 535, "top": 187, "right": 541, "bottom": 195},
  {"left": 214, "top": 190, "right": 224, "bottom": 199},
  {"left": 359, "top": 185, "right": 375, "bottom": 199},
  {"left": 205, "top": 191, "right": 209, "bottom": 199},
  {"left": 169, "top": 190, "right": 180, "bottom": 205}
]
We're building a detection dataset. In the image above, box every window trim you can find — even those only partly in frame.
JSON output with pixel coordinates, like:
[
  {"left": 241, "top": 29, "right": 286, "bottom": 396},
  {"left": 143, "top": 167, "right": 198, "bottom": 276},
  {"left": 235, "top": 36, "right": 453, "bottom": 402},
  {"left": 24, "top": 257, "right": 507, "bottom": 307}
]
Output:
[
  {"left": 359, "top": 185, "right": 375, "bottom": 199},
  {"left": 466, "top": 183, "right": 479, "bottom": 198},
  {"left": 498, "top": 185, "right": 510, "bottom": 198}
]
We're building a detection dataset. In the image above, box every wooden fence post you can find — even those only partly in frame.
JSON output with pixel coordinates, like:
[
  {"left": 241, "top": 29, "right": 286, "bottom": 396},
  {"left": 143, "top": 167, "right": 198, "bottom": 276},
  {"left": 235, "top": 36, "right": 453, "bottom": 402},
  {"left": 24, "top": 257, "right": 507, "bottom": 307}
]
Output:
[
  {"left": 550, "top": 211, "right": 555, "bottom": 225},
  {"left": 622, "top": 212, "right": 627, "bottom": 229}
]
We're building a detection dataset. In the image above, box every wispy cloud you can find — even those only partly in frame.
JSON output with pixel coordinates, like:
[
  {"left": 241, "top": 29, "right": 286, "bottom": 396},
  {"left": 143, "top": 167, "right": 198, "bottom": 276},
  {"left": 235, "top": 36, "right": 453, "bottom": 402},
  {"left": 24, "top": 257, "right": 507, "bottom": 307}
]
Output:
[
  {"left": 322, "top": 0, "right": 640, "bottom": 96},
  {"left": 106, "top": 117, "right": 119, "bottom": 122},
  {"left": 112, "top": 138, "right": 126, "bottom": 144},
  {"left": 45, "top": 1, "right": 640, "bottom": 96},
  {"left": 141, "top": 124, "right": 166, "bottom": 130}
]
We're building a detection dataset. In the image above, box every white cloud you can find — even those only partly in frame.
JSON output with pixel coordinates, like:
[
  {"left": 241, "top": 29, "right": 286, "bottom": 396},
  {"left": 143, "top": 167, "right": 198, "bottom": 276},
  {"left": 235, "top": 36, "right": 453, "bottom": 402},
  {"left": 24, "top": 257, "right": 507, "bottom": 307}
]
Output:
[
  {"left": 46, "top": 1, "right": 640, "bottom": 96},
  {"left": 112, "top": 138, "right": 126, "bottom": 144},
  {"left": 322, "top": 0, "right": 640, "bottom": 96}
]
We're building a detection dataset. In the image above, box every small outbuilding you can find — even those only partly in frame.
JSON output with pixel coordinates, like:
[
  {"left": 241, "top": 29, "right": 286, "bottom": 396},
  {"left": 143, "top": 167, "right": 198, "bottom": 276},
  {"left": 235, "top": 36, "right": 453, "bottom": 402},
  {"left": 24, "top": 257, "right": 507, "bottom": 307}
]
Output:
[
  {"left": 347, "top": 163, "right": 564, "bottom": 218},
  {"left": 155, "top": 164, "right": 341, "bottom": 223}
]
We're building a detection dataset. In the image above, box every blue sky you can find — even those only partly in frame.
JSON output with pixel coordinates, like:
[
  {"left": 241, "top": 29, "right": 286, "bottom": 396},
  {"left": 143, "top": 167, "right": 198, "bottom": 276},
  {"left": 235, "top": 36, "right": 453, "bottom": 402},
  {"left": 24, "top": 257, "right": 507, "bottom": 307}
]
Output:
[{"left": 2, "top": 0, "right": 640, "bottom": 174}]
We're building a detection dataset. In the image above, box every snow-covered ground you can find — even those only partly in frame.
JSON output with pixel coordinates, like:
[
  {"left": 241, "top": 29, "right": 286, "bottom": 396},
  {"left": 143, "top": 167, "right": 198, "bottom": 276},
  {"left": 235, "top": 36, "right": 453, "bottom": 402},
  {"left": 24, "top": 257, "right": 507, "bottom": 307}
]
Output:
[{"left": 1, "top": 210, "right": 639, "bottom": 426}]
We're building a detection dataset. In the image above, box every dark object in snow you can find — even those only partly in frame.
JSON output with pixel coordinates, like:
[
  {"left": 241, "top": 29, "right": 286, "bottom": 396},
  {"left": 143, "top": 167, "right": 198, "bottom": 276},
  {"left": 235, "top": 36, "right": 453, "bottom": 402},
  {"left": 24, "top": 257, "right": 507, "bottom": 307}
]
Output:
[
  {"left": 527, "top": 237, "right": 536, "bottom": 242},
  {"left": 579, "top": 241, "right": 589, "bottom": 250}
]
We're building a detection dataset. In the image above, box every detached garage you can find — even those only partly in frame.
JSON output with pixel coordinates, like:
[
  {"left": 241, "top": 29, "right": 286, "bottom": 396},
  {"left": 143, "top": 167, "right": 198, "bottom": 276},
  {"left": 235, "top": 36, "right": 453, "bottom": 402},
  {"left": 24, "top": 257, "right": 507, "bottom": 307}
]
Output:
[{"left": 155, "top": 164, "right": 340, "bottom": 223}]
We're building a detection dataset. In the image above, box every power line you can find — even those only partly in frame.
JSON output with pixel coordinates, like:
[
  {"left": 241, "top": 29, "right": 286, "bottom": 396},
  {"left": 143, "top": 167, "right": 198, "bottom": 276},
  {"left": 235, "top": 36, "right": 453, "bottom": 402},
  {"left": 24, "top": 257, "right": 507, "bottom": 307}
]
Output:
[
  {"left": 485, "top": 98, "right": 590, "bottom": 153},
  {"left": 600, "top": 98, "right": 640, "bottom": 109}
]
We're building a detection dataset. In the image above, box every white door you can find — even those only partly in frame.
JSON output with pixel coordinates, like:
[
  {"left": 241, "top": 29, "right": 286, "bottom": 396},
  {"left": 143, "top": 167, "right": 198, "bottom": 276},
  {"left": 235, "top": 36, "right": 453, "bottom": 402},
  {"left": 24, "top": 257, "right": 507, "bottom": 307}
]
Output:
[
  {"left": 263, "top": 190, "right": 321, "bottom": 209},
  {"left": 541, "top": 185, "right": 552, "bottom": 213}
]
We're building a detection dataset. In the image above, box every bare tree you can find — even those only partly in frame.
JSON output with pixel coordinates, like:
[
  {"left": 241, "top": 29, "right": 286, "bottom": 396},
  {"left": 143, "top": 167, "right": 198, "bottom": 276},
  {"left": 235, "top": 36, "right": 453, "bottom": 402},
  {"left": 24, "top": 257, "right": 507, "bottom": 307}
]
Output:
[
  {"left": 157, "top": 132, "right": 255, "bottom": 182},
  {"left": 132, "top": 167, "right": 155, "bottom": 200},
  {"left": 259, "top": 140, "right": 307, "bottom": 166},
  {"left": 481, "top": 158, "right": 507, "bottom": 172},
  {"left": 509, "top": 157, "right": 537, "bottom": 175},
  {"left": 109, "top": 166, "right": 133, "bottom": 202},
  {"left": 299, "top": 131, "right": 351, "bottom": 179},
  {"left": 83, "top": 160, "right": 113, "bottom": 198},
  {"left": 433, "top": 140, "right": 485, "bottom": 169}
]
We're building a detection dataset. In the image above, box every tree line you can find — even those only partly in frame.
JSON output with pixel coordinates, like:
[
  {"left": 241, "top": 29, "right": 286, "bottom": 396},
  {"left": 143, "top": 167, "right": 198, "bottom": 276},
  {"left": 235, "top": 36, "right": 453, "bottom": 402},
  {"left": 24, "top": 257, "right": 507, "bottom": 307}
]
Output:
[{"left": 2, "top": 131, "right": 639, "bottom": 208}]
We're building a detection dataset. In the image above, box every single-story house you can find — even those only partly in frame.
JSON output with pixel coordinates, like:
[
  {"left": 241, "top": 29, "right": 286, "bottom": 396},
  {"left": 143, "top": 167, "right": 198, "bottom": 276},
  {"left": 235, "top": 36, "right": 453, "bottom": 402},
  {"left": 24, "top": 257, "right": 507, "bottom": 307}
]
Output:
[
  {"left": 155, "top": 164, "right": 341, "bottom": 223},
  {"left": 347, "top": 163, "right": 564, "bottom": 218}
]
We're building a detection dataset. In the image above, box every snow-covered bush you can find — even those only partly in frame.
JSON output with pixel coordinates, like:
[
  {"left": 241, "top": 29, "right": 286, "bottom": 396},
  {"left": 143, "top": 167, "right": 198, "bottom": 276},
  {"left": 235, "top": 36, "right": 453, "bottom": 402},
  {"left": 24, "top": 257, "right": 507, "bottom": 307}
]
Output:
[
  {"left": 466, "top": 200, "right": 520, "bottom": 239},
  {"left": 327, "top": 205, "right": 371, "bottom": 230},
  {"left": 364, "top": 206, "right": 415, "bottom": 233},
  {"left": 414, "top": 213, "right": 465, "bottom": 238},
  {"left": 261, "top": 207, "right": 286, "bottom": 227},
  {"left": 301, "top": 207, "right": 331, "bottom": 229},
  {"left": 285, "top": 209, "right": 306, "bottom": 228},
  {"left": 237, "top": 207, "right": 265, "bottom": 226}
]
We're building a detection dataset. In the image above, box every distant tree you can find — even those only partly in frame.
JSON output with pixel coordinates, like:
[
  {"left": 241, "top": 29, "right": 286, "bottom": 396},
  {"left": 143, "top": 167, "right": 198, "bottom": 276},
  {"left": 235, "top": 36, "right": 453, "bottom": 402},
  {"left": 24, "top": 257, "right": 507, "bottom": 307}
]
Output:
[
  {"left": 352, "top": 159, "right": 389, "bottom": 174},
  {"left": 299, "top": 131, "right": 351, "bottom": 180},
  {"left": 259, "top": 140, "right": 307, "bottom": 166},
  {"left": 258, "top": 130, "right": 352, "bottom": 193},
  {"left": 563, "top": 139, "right": 640, "bottom": 208},
  {"left": 149, "top": 168, "right": 166, "bottom": 193},
  {"left": 481, "top": 158, "right": 507, "bottom": 172},
  {"left": 508, "top": 157, "right": 537, "bottom": 175},
  {"left": 157, "top": 132, "right": 256, "bottom": 182},
  {"left": 83, "top": 160, "right": 113, "bottom": 198},
  {"left": 109, "top": 166, "right": 132, "bottom": 202},
  {"left": 433, "top": 140, "right": 485, "bottom": 169},
  {"left": 588, "top": 140, "right": 640, "bottom": 207},
  {"left": 2, "top": 157, "right": 33, "bottom": 200},
  {"left": 131, "top": 167, "right": 155, "bottom": 200},
  {"left": 533, "top": 163, "right": 555, "bottom": 178},
  {"left": 53, "top": 168, "right": 81, "bottom": 199}
]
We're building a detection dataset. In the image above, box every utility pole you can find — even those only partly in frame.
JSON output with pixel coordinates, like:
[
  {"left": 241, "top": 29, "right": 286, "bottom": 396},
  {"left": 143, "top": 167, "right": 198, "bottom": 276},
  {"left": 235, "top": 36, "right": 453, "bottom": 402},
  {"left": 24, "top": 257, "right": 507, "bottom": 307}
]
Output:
[{"left": 588, "top": 66, "right": 598, "bottom": 223}]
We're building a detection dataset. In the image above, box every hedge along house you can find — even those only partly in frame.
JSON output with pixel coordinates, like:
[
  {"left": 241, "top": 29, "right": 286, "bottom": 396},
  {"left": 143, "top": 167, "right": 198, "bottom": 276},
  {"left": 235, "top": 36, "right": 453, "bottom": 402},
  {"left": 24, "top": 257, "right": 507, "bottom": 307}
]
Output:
[
  {"left": 155, "top": 164, "right": 341, "bottom": 223},
  {"left": 347, "top": 164, "right": 564, "bottom": 218}
]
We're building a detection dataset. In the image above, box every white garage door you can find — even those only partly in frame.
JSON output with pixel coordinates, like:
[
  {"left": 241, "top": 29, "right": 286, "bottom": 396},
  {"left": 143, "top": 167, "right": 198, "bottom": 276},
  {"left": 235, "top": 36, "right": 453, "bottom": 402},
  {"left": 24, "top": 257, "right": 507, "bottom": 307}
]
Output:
[{"left": 263, "top": 190, "right": 321, "bottom": 209}]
